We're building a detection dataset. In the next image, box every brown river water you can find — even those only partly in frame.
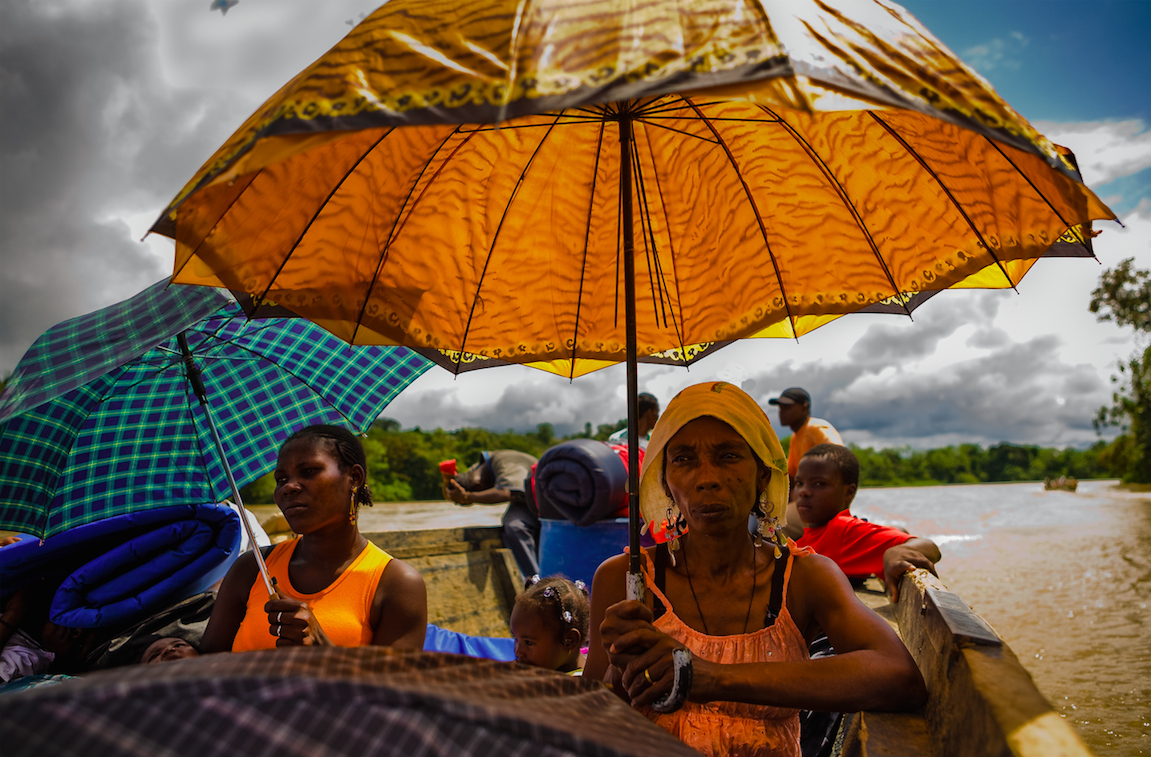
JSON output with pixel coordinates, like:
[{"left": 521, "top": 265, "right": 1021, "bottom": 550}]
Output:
[
  {"left": 852, "top": 480, "right": 1151, "bottom": 756},
  {"left": 361, "top": 480, "right": 1150, "bottom": 755}
]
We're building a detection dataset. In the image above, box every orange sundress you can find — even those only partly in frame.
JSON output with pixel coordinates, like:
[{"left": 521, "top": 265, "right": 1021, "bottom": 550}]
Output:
[{"left": 641, "top": 549, "right": 809, "bottom": 757}]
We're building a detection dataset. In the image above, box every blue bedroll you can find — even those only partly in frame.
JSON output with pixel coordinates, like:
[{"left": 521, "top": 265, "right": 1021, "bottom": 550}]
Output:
[
  {"left": 0, "top": 504, "right": 241, "bottom": 629},
  {"left": 423, "top": 623, "right": 516, "bottom": 661},
  {"left": 534, "top": 439, "right": 627, "bottom": 527},
  {"left": 539, "top": 518, "right": 628, "bottom": 587}
]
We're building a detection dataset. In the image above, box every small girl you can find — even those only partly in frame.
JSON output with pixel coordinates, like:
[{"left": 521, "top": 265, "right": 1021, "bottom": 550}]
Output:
[{"left": 510, "top": 576, "right": 589, "bottom": 675}]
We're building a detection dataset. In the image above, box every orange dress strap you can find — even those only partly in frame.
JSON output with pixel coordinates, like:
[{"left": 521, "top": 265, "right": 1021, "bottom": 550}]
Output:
[
  {"left": 638, "top": 544, "right": 811, "bottom": 757},
  {"left": 232, "top": 538, "right": 392, "bottom": 652}
]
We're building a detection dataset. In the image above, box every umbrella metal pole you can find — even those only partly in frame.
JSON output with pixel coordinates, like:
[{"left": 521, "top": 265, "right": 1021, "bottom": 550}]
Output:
[
  {"left": 620, "top": 113, "right": 644, "bottom": 603},
  {"left": 177, "top": 332, "right": 277, "bottom": 597}
]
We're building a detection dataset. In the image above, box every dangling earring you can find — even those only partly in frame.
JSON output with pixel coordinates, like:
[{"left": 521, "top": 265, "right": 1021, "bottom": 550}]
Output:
[
  {"left": 349, "top": 488, "right": 358, "bottom": 525},
  {"left": 754, "top": 490, "right": 770, "bottom": 547},
  {"left": 663, "top": 500, "right": 687, "bottom": 566},
  {"left": 755, "top": 485, "right": 782, "bottom": 556}
]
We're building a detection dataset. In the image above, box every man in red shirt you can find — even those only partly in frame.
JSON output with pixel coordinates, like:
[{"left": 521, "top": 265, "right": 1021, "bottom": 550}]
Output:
[{"left": 793, "top": 444, "right": 941, "bottom": 602}]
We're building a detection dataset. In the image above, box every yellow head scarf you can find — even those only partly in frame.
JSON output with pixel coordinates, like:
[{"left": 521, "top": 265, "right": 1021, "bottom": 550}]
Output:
[{"left": 640, "top": 382, "right": 790, "bottom": 550}]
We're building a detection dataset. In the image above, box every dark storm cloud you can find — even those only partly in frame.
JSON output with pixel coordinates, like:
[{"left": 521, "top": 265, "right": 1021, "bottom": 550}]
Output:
[
  {"left": 0, "top": 0, "right": 247, "bottom": 372},
  {"left": 732, "top": 294, "right": 1110, "bottom": 448},
  {"left": 383, "top": 365, "right": 676, "bottom": 436},
  {"left": 847, "top": 295, "right": 1002, "bottom": 366},
  {"left": 772, "top": 334, "right": 1105, "bottom": 447}
]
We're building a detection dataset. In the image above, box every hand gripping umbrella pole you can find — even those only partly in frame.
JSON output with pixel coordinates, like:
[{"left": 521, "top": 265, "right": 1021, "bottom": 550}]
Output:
[{"left": 177, "top": 332, "right": 277, "bottom": 597}]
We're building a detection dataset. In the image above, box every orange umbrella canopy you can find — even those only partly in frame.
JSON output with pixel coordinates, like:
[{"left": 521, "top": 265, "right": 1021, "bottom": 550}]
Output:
[{"left": 156, "top": 0, "right": 1115, "bottom": 378}]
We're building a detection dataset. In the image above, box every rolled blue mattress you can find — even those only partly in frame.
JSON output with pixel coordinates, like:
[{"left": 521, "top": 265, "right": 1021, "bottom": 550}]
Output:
[
  {"left": 0, "top": 504, "right": 241, "bottom": 629},
  {"left": 534, "top": 439, "right": 628, "bottom": 527}
]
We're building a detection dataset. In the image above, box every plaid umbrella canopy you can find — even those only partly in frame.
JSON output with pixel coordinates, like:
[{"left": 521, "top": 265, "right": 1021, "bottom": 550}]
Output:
[
  {"left": 0, "top": 648, "right": 700, "bottom": 757},
  {"left": 0, "top": 280, "right": 431, "bottom": 539}
]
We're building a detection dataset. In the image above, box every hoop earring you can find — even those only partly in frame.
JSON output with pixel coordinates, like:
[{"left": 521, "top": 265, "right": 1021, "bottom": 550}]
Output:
[{"left": 349, "top": 488, "right": 358, "bottom": 525}]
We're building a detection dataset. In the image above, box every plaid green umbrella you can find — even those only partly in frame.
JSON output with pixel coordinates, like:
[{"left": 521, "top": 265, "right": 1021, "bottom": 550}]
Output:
[{"left": 0, "top": 280, "right": 431, "bottom": 539}]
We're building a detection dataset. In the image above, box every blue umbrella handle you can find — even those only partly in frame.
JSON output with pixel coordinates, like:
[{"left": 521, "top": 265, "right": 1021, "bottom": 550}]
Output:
[{"left": 177, "top": 332, "right": 277, "bottom": 596}]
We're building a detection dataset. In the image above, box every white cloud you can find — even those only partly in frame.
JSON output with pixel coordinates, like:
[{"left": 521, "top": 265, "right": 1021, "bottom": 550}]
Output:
[
  {"left": 962, "top": 32, "right": 1029, "bottom": 72},
  {"left": 1034, "top": 119, "right": 1151, "bottom": 187}
]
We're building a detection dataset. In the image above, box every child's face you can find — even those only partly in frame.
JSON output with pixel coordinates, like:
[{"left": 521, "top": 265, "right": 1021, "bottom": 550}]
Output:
[
  {"left": 510, "top": 603, "right": 573, "bottom": 671},
  {"left": 793, "top": 455, "right": 856, "bottom": 528},
  {"left": 142, "top": 637, "right": 199, "bottom": 664}
]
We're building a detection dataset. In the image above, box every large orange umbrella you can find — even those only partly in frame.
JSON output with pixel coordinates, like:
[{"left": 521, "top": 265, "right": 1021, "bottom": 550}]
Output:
[{"left": 152, "top": 0, "right": 1115, "bottom": 612}]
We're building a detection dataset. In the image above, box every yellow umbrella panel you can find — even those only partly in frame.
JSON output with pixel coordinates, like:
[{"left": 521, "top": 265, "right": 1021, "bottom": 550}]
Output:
[{"left": 167, "top": 100, "right": 1111, "bottom": 377}]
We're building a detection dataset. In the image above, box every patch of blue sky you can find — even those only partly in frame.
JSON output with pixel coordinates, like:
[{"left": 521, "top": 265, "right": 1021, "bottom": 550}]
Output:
[{"left": 900, "top": 0, "right": 1150, "bottom": 123}]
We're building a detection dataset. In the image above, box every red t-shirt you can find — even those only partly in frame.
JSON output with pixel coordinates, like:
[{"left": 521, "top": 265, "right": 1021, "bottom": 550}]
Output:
[{"left": 795, "top": 510, "right": 912, "bottom": 580}]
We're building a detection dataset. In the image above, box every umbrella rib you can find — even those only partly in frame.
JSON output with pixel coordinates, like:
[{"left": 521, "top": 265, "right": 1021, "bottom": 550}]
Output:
[
  {"left": 641, "top": 122, "right": 692, "bottom": 360},
  {"left": 457, "top": 113, "right": 566, "bottom": 364},
  {"left": 640, "top": 116, "right": 784, "bottom": 123},
  {"left": 175, "top": 168, "right": 265, "bottom": 287},
  {"left": 353, "top": 125, "right": 471, "bottom": 345},
  {"left": 458, "top": 117, "right": 607, "bottom": 132},
  {"left": 629, "top": 132, "right": 671, "bottom": 330},
  {"left": 569, "top": 120, "right": 608, "bottom": 380},
  {"left": 980, "top": 137, "right": 1084, "bottom": 246},
  {"left": 760, "top": 106, "right": 912, "bottom": 318},
  {"left": 867, "top": 112, "right": 1019, "bottom": 290},
  {"left": 633, "top": 100, "right": 732, "bottom": 117},
  {"left": 681, "top": 96, "right": 801, "bottom": 339},
  {"left": 614, "top": 158, "right": 623, "bottom": 329},
  {"left": 255, "top": 128, "right": 398, "bottom": 312},
  {"left": 635, "top": 119, "right": 719, "bottom": 144}
]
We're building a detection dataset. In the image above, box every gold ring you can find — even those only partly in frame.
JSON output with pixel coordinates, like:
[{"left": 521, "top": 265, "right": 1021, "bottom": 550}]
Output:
[{"left": 644, "top": 668, "right": 653, "bottom": 684}]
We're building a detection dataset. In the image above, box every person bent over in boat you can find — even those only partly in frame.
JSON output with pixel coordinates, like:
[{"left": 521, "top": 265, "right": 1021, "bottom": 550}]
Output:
[
  {"left": 793, "top": 444, "right": 941, "bottom": 603},
  {"left": 585, "top": 382, "right": 926, "bottom": 757},
  {"left": 202, "top": 425, "right": 427, "bottom": 652},
  {"left": 443, "top": 449, "right": 541, "bottom": 578}
]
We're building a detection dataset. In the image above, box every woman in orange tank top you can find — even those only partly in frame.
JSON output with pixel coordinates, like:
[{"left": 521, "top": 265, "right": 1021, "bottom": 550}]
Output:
[
  {"left": 585, "top": 383, "right": 926, "bottom": 757},
  {"left": 201, "top": 425, "right": 427, "bottom": 653}
]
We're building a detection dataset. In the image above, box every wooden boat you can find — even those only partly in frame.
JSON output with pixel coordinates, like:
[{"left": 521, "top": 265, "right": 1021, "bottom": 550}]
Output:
[
  {"left": 1044, "top": 477, "right": 1079, "bottom": 492},
  {"left": 251, "top": 507, "right": 1095, "bottom": 757}
]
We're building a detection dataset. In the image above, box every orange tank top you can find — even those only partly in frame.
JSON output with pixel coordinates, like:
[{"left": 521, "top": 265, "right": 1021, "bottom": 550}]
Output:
[
  {"left": 232, "top": 538, "right": 392, "bottom": 652},
  {"left": 641, "top": 548, "right": 810, "bottom": 757}
]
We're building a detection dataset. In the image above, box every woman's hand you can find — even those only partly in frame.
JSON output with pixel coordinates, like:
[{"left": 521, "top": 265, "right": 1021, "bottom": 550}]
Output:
[
  {"left": 265, "top": 598, "right": 333, "bottom": 647},
  {"left": 602, "top": 600, "right": 689, "bottom": 708}
]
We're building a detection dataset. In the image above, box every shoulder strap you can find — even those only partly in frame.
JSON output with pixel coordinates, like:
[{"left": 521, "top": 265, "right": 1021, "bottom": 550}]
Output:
[
  {"left": 764, "top": 546, "right": 790, "bottom": 627},
  {"left": 653, "top": 543, "right": 668, "bottom": 620}
]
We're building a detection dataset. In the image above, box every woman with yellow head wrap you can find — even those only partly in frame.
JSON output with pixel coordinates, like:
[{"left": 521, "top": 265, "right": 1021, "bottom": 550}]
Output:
[{"left": 584, "top": 383, "right": 926, "bottom": 757}]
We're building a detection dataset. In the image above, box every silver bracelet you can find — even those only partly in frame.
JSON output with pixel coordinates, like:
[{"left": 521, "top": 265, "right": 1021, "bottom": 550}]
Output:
[{"left": 649, "top": 648, "right": 693, "bottom": 713}]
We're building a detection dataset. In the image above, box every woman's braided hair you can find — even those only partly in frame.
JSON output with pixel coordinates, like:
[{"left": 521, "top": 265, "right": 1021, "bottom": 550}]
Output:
[
  {"left": 517, "top": 575, "right": 591, "bottom": 645},
  {"left": 284, "top": 424, "right": 373, "bottom": 507}
]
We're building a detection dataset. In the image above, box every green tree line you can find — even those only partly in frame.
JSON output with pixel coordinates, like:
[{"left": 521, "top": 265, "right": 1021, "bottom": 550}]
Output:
[
  {"left": 1089, "top": 257, "right": 1151, "bottom": 483},
  {"left": 241, "top": 420, "right": 1117, "bottom": 503}
]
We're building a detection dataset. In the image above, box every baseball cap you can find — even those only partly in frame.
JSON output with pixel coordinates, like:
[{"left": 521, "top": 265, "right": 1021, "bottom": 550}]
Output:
[{"left": 767, "top": 387, "right": 811, "bottom": 406}]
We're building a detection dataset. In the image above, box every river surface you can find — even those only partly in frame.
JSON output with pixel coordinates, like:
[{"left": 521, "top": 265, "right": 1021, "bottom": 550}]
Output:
[
  {"left": 360, "top": 480, "right": 1150, "bottom": 755},
  {"left": 851, "top": 480, "right": 1150, "bottom": 756}
]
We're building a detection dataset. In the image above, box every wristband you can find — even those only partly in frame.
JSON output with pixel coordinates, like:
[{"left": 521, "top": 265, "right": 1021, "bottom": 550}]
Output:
[{"left": 649, "top": 648, "right": 693, "bottom": 713}]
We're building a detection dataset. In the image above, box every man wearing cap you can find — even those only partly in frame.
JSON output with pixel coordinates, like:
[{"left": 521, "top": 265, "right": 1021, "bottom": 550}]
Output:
[
  {"left": 769, "top": 388, "right": 844, "bottom": 541},
  {"left": 769, "top": 387, "right": 844, "bottom": 482}
]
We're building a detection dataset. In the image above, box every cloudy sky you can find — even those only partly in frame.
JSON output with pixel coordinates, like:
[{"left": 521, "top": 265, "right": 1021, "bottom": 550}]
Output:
[{"left": 2, "top": 0, "right": 1149, "bottom": 449}]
